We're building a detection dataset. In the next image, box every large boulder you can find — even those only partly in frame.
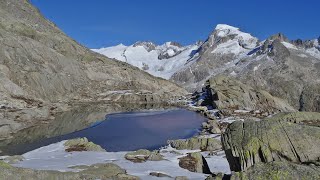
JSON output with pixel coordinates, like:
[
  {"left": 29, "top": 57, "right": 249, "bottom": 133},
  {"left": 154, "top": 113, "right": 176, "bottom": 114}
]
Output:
[
  {"left": 206, "top": 75, "right": 296, "bottom": 113},
  {"left": 222, "top": 112, "right": 320, "bottom": 172},
  {"left": 178, "top": 152, "right": 211, "bottom": 174},
  {"left": 125, "top": 149, "right": 151, "bottom": 163},
  {"left": 168, "top": 137, "right": 222, "bottom": 151}
]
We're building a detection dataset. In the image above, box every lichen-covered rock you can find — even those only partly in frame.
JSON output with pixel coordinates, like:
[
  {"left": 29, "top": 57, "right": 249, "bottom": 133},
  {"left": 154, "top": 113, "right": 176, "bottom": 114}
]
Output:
[
  {"left": 206, "top": 75, "right": 296, "bottom": 113},
  {"left": 4, "top": 155, "right": 24, "bottom": 164},
  {"left": 124, "top": 149, "right": 151, "bottom": 163},
  {"left": 222, "top": 112, "right": 320, "bottom": 171},
  {"left": 269, "top": 112, "right": 320, "bottom": 127},
  {"left": 148, "top": 151, "right": 164, "bottom": 161},
  {"left": 64, "top": 138, "right": 106, "bottom": 152},
  {"left": 168, "top": 137, "right": 222, "bottom": 151},
  {"left": 229, "top": 161, "right": 320, "bottom": 180},
  {"left": 0, "top": 161, "right": 139, "bottom": 180},
  {"left": 178, "top": 152, "right": 211, "bottom": 174}
]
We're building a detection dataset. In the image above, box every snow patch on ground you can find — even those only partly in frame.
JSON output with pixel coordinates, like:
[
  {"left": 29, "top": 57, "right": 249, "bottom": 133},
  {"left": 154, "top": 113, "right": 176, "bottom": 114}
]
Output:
[
  {"left": 212, "top": 40, "right": 246, "bottom": 55},
  {"left": 234, "top": 110, "right": 251, "bottom": 113},
  {"left": 306, "top": 47, "right": 320, "bottom": 59},
  {"left": 253, "top": 64, "right": 260, "bottom": 72},
  {"left": 298, "top": 54, "right": 308, "bottom": 58},
  {"left": 218, "top": 117, "right": 244, "bottom": 124},
  {"left": 13, "top": 141, "right": 230, "bottom": 179},
  {"left": 281, "top": 42, "right": 298, "bottom": 50}
]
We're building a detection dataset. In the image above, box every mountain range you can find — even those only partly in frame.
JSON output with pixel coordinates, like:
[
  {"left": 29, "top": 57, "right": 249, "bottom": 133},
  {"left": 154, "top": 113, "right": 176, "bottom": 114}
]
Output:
[{"left": 94, "top": 24, "right": 320, "bottom": 111}]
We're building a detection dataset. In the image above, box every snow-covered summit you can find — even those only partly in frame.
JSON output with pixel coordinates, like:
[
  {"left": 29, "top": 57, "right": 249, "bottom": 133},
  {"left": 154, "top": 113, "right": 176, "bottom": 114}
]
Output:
[{"left": 207, "top": 24, "right": 259, "bottom": 55}]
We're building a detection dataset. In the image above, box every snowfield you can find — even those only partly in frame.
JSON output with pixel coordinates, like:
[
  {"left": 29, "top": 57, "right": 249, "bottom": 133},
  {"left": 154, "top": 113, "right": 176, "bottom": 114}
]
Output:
[{"left": 92, "top": 42, "right": 200, "bottom": 79}]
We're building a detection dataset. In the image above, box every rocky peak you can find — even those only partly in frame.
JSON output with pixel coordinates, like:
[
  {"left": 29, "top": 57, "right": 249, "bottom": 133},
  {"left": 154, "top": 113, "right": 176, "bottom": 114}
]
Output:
[
  {"left": 195, "top": 40, "right": 204, "bottom": 46},
  {"left": 268, "top": 33, "right": 289, "bottom": 42},
  {"left": 291, "top": 38, "right": 320, "bottom": 49},
  {"left": 291, "top": 39, "right": 304, "bottom": 47},
  {"left": 168, "top": 41, "right": 182, "bottom": 48},
  {"left": 133, "top": 41, "right": 157, "bottom": 52},
  {"left": 252, "top": 38, "right": 290, "bottom": 59}
]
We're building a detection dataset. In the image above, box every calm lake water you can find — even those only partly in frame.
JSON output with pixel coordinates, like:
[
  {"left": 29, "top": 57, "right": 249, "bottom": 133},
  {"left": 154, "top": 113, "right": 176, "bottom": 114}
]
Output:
[{"left": 3, "top": 109, "right": 206, "bottom": 154}]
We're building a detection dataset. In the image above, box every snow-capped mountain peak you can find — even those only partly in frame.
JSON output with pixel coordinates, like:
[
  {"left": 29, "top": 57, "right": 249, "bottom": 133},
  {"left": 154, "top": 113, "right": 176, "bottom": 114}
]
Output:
[
  {"left": 92, "top": 41, "right": 200, "bottom": 79},
  {"left": 214, "top": 24, "right": 243, "bottom": 37},
  {"left": 207, "top": 24, "right": 259, "bottom": 55}
]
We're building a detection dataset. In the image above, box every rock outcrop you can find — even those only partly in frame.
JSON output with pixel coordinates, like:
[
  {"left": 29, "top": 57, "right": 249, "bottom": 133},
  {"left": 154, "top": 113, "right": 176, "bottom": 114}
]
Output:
[
  {"left": 178, "top": 152, "right": 211, "bottom": 174},
  {"left": 168, "top": 137, "right": 222, "bottom": 151},
  {"left": 205, "top": 75, "right": 296, "bottom": 113},
  {"left": 222, "top": 112, "right": 320, "bottom": 172}
]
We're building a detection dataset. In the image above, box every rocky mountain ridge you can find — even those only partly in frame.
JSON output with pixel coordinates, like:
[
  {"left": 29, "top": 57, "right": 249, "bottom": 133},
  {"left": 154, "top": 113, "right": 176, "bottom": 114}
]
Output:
[{"left": 171, "top": 25, "right": 320, "bottom": 112}]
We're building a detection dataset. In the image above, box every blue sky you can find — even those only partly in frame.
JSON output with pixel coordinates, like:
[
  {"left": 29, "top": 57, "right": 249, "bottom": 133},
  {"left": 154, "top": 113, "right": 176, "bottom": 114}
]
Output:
[{"left": 30, "top": 0, "right": 320, "bottom": 48}]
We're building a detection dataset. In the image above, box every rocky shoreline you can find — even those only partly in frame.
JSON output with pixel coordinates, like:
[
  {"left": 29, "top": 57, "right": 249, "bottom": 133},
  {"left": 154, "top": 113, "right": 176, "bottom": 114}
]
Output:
[
  {"left": 1, "top": 74, "right": 319, "bottom": 180},
  {"left": 1, "top": 91, "right": 320, "bottom": 180},
  {"left": 0, "top": 0, "right": 319, "bottom": 179}
]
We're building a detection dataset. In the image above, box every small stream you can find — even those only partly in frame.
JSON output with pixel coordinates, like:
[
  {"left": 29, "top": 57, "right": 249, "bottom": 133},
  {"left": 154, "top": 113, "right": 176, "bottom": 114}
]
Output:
[{"left": 1, "top": 108, "right": 206, "bottom": 154}]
